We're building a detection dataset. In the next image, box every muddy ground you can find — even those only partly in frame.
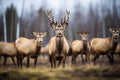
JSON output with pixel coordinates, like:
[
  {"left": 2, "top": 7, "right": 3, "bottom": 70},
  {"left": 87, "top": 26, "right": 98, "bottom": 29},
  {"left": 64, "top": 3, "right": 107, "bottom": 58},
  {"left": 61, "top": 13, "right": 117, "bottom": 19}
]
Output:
[{"left": 0, "top": 55, "right": 120, "bottom": 80}]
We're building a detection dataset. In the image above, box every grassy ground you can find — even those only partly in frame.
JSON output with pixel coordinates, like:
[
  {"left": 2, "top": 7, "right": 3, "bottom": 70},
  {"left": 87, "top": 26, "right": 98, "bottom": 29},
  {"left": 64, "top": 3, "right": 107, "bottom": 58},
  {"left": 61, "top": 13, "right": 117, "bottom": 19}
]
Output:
[{"left": 0, "top": 55, "right": 120, "bottom": 80}]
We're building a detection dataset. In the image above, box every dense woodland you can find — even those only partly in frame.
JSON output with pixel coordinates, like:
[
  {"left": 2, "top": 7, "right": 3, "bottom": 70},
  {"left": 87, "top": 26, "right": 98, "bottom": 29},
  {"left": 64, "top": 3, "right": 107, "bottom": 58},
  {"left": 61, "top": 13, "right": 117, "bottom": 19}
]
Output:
[{"left": 0, "top": 0, "right": 120, "bottom": 45}]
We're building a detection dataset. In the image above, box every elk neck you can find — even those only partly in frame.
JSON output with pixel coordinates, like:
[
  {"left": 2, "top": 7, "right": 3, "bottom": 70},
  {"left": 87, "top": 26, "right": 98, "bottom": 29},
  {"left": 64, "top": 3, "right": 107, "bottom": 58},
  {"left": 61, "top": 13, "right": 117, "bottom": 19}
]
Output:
[
  {"left": 56, "top": 36, "right": 64, "bottom": 54},
  {"left": 111, "top": 36, "right": 118, "bottom": 51},
  {"left": 83, "top": 39, "right": 88, "bottom": 50},
  {"left": 35, "top": 41, "right": 42, "bottom": 55}
]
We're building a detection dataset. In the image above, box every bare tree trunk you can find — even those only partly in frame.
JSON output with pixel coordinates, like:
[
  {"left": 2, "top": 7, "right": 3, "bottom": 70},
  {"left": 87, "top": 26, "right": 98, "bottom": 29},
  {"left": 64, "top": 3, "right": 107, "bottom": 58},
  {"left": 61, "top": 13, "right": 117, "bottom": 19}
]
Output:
[
  {"left": 19, "top": 0, "right": 25, "bottom": 37},
  {"left": 16, "top": 21, "right": 20, "bottom": 39},
  {"left": 0, "top": 1, "right": 7, "bottom": 42},
  {"left": 102, "top": 22, "right": 106, "bottom": 38},
  {"left": 10, "top": 9, "right": 13, "bottom": 42},
  {"left": 3, "top": 13, "right": 7, "bottom": 42}
]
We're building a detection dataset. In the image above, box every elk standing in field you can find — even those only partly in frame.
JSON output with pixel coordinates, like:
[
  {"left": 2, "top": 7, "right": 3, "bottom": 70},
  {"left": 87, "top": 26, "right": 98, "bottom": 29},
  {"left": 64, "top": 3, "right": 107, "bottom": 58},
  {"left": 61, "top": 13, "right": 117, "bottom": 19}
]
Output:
[
  {"left": 88, "top": 28, "right": 120, "bottom": 65},
  {"left": 0, "top": 42, "right": 17, "bottom": 66},
  {"left": 71, "top": 31, "right": 90, "bottom": 66},
  {"left": 15, "top": 31, "right": 48, "bottom": 68},
  {"left": 47, "top": 10, "right": 70, "bottom": 68}
]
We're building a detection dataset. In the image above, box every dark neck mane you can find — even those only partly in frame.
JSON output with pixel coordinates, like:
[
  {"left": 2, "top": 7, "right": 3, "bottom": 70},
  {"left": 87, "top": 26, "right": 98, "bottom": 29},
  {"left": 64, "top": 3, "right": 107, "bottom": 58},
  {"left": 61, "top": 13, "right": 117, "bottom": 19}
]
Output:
[
  {"left": 56, "top": 37, "right": 64, "bottom": 53},
  {"left": 35, "top": 42, "right": 42, "bottom": 55},
  {"left": 83, "top": 39, "right": 87, "bottom": 50},
  {"left": 111, "top": 37, "right": 118, "bottom": 51}
]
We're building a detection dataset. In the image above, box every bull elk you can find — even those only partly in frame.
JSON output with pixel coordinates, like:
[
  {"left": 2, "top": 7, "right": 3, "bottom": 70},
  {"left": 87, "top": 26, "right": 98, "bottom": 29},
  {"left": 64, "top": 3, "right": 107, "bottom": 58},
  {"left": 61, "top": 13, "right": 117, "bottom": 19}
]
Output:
[
  {"left": 15, "top": 31, "right": 48, "bottom": 68},
  {"left": 47, "top": 10, "right": 70, "bottom": 68},
  {"left": 88, "top": 27, "right": 120, "bottom": 65},
  {"left": 0, "top": 42, "right": 17, "bottom": 66},
  {"left": 71, "top": 31, "right": 90, "bottom": 66}
]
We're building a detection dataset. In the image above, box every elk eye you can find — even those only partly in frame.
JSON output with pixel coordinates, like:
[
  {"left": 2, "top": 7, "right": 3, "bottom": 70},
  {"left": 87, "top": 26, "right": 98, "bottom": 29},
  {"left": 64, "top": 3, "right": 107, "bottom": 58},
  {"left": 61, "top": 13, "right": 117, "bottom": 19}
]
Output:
[{"left": 55, "top": 29, "right": 58, "bottom": 30}]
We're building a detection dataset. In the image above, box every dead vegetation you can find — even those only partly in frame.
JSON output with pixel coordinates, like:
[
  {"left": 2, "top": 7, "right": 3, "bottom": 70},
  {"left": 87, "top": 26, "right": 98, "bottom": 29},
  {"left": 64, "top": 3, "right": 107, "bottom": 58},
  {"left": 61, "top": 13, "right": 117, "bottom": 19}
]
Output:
[{"left": 0, "top": 55, "right": 120, "bottom": 80}]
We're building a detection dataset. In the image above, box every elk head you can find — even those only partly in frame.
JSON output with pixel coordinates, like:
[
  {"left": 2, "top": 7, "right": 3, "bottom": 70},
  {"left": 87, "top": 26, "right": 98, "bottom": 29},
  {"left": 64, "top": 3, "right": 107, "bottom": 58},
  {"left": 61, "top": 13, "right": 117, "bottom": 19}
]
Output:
[
  {"left": 77, "top": 31, "right": 90, "bottom": 41},
  {"left": 109, "top": 27, "right": 120, "bottom": 41},
  {"left": 47, "top": 10, "right": 70, "bottom": 38},
  {"left": 32, "top": 31, "right": 48, "bottom": 46}
]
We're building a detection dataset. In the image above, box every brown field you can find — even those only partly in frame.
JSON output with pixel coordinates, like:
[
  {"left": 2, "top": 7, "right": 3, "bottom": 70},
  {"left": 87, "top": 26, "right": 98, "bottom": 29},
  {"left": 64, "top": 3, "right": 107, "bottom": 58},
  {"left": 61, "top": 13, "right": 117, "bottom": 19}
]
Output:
[{"left": 0, "top": 55, "right": 120, "bottom": 80}]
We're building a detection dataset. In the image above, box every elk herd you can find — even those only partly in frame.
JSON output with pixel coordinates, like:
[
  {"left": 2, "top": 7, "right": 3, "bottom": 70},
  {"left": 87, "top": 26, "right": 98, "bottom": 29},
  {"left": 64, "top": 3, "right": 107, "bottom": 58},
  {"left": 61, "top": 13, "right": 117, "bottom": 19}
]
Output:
[{"left": 0, "top": 10, "right": 120, "bottom": 68}]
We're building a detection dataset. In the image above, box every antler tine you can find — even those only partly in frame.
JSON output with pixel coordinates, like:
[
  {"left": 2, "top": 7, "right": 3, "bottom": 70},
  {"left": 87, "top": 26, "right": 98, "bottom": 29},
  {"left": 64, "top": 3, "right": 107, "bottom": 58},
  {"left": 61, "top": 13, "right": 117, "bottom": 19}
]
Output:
[
  {"left": 66, "top": 10, "right": 70, "bottom": 15},
  {"left": 47, "top": 9, "right": 55, "bottom": 23},
  {"left": 64, "top": 10, "right": 70, "bottom": 22}
]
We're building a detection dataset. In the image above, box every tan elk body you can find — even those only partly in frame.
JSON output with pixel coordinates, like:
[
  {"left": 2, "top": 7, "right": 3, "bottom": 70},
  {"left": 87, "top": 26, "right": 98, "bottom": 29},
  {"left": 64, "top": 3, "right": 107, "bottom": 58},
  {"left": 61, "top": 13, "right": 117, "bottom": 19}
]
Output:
[
  {"left": 15, "top": 31, "right": 47, "bottom": 68},
  {"left": 88, "top": 28, "right": 120, "bottom": 65},
  {"left": 0, "top": 42, "right": 17, "bottom": 65},
  {"left": 71, "top": 32, "right": 90, "bottom": 66},
  {"left": 47, "top": 10, "right": 70, "bottom": 68}
]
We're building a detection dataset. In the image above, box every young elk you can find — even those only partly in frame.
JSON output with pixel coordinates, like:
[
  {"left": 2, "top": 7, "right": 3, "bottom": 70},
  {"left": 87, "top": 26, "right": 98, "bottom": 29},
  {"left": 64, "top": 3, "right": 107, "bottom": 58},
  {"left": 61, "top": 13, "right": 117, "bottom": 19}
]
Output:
[
  {"left": 89, "top": 28, "right": 120, "bottom": 65},
  {"left": 0, "top": 42, "right": 17, "bottom": 66},
  {"left": 71, "top": 31, "right": 90, "bottom": 66},
  {"left": 15, "top": 31, "right": 47, "bottom": 68},
  {"left": 47, "top": 10, "right": 70, "bottom": 68}
]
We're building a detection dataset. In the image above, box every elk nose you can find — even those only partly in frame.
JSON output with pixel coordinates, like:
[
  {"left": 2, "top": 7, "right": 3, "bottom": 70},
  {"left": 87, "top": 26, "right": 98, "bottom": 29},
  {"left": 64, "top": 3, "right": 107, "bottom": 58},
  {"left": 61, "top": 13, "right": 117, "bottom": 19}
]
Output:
[
  {"left": 58, "top": 33, "right": 62, "bottom": 35},
  {"left": 114, "top": 34, "right": 119, "bottom": 39}
]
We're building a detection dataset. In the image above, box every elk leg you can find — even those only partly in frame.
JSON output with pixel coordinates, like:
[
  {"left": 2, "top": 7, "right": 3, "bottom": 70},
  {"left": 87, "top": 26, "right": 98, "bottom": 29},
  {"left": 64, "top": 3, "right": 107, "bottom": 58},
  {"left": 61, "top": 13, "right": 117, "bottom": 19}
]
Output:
[
  {"left": 17, "top": 54, "right": 20, "bottom": 67},
  {"left": 3, "top": 57, "right": 7, "bottom": 66},
  {"left": 81, "top": 54, "right": 84, "bottom": 64},
  {"left": 71, "top": 54, "right": 77, "bottom": 66},
  {"left": 107, "top": 53, "right": 113, "bottom": 65},
  {"left": 53, "top": 57, "right": 56, "bottom": 68},
  {"left": 111, "top": 53, "right": 114, "bottom": 64},
  {"left": 27, "top": 57, "right": 30, "bottom": 68},
  {"left": 49, "top": 56, "right": 53, "bottom": 68},
  {"left": 11, "top": 57, "right": 16, "bottom": 66},
  {"left": 93, "top": 54, "right": 99, "bottom": 65},
  {"left": 34, "top": 57, "right": 38, "bottom": 67},
  {"left": 63, "top": 56, "right": 66, "bottom": 68},
  {"left": 58, "top": 59, "right": 62, "bottom": 68},
  {"left": 20, "top": 55, "right": 24, "bottom": 68},
  {"left": 107, "top": 54, "right": 112, "bottom": 65},
  {"left": 85, "top": 53, "right": 87, "bottom": 63}
]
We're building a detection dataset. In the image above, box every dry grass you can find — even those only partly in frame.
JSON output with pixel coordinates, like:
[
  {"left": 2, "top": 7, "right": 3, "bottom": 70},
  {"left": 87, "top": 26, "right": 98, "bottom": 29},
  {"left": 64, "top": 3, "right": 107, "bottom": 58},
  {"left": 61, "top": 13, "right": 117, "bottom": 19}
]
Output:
[{"left": 0, "top": 55, "right": 120, "bottom": 80}]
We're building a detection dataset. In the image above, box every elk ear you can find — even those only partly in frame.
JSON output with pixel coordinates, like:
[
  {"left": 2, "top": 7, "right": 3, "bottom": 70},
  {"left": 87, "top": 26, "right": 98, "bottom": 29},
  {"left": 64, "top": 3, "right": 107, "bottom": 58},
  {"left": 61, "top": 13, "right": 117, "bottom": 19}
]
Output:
[
  {"left": 87, "top": 31, "right": 90, "bottom": 35},
  {"left": 77, "top": 32, "right": 82, "bottom": 36},
  {"left": 43, "top": 32, "right": 48, "bottom": 36},
  {"left": 32, "top": 31, "right": 37, "bottom": 36},
  {"left": 50, "top": 21, "right": 57, "bottom": 29},
  {"left": 62, "top": 22, "right": 68, "bottom": 29},
  {"left": 108, "top": 28, "right": 113, "bottom": 32}
]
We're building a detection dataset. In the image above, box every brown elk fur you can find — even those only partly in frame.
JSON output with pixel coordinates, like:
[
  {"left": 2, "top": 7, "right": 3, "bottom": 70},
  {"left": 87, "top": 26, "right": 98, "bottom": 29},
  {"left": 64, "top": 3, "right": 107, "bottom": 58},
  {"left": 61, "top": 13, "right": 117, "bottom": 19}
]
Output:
[{"left": 0, "top": 42, "right": 17, "bottom": 66}]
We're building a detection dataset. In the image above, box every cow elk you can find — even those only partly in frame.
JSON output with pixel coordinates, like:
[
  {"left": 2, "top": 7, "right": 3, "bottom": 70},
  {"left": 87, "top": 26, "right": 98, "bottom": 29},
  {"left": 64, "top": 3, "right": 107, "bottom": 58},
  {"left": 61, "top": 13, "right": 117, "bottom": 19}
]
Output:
[
  {"left": 88, "top": 27, "right": 120, "bottom": 65},
  {"left": 71, "top": 31, "right": 90, "bottom": 66},
  {"left": 15, "top": 31, "right": 48, "bottom": 68},
  {"left": 0, "top": 42, "right": 17, "bottom": 66},
  {"left": 47, "top": 10, "right": 70, "bottom": 68}
]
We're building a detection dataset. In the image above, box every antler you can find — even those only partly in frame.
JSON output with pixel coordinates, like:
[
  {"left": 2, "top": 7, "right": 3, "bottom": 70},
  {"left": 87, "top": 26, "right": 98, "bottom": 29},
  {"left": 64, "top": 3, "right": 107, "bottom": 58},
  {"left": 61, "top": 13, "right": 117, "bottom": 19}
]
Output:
[
  {"left": 61, "top": 10, "right": 70, "bottom": 24},
  {"left": 64, "top": 10, "right": 70, "bottom": 22},
  {"left": 47, "top": 9, "right": 56, "bottom": 24}
]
